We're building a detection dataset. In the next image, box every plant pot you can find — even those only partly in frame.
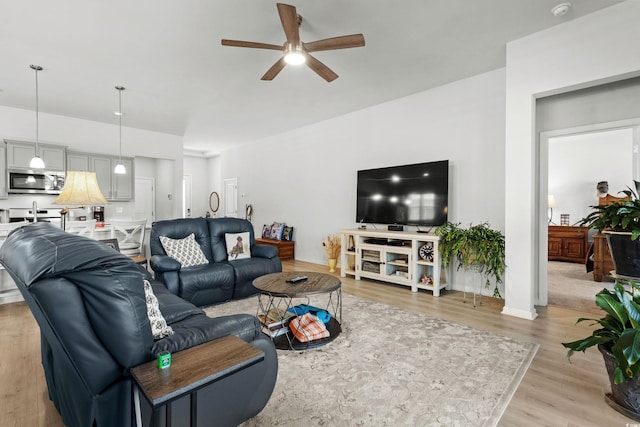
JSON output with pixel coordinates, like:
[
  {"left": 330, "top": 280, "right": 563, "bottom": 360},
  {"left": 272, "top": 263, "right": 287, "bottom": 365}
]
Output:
[
  {"left": 599, "top": 344, "right": 640, "bottom": 420},
  {"left": 605, "top": 232, "right": 640, "bottom": 279},
  {"left": 327, "top": 258, "right": 337, "bottom": 273}
]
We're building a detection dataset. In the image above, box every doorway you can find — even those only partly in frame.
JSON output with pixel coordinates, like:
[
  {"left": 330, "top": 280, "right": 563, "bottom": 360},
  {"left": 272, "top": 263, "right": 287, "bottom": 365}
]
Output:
[
  {"left": 223, "top": 177, "right": 238, "bottom": 218},
  {"left": 183, "top": 175, "right": 192, "bottom": 218},
  {"left": 134, "top": 177, "right": 155, "bottom": 223},
  {"left": 538, "top": 120, "right": 640, "bottom": 309}
]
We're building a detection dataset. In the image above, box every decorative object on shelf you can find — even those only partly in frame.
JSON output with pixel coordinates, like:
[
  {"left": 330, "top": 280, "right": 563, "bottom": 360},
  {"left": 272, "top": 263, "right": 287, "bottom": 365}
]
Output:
[
  {"left": 348, "top": 235, "right": 356, "bottom": 252},
  {"left": 560, "top": 214, "right": 570, "bottom": 226},
  {"left": 322, "top": 234, "right": 341, "bottom": 273},
  {"left": 53, "top": 171, "right": 109, "bottom": 230},
  {"left": 562, "top": 279, "right": 640, "bottom": 420},
  {"left": 547, "top": 194, "right": 557, "bottom": 225},
  {"left": 418, "top": 242, "right": 434, "bottom": 262},
  {"left": 577, "top": 181, "right": 640, "bottom": 278},
  {"left": 113, "top": 86, "right": 127, "bottom": 175},
  {"left": 435, "top": 221, "right": 505, "bottom": 298},
  {"left": 420, "top": 274, "right": 433, "bottom": 285},
  {"left": 29, "top": 65, "right": 45, "bottom": 169},
  {"left": 597, "top": 180, "right": 609, "bottom": 197}
]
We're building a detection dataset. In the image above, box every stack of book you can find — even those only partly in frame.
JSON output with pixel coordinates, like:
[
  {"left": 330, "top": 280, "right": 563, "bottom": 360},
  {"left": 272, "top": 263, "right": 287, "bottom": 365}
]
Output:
[{"left": 258, "top": 308, "right": 296, "bottom": 338}]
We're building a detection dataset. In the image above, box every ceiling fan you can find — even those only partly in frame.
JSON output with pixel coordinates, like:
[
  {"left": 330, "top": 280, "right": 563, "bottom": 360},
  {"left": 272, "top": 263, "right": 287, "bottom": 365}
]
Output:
[{"left": 221, "top": 3, "right": 365, "bottom": 82}]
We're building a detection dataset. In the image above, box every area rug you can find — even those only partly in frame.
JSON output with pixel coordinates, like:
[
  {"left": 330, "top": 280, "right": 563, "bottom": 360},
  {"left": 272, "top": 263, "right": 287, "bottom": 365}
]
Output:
[
  {"left": 205, "top": 294, "right": 539, "bottom": 427},
  {"left": 547, "top": 261, "right": 614, "bottom": 314}
]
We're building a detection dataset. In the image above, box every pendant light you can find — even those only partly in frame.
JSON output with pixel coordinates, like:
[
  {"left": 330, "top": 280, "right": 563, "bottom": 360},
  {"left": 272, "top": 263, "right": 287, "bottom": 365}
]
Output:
[
  {"left": 114, "top": 85, "right": 126, "bottom": 175},
  {"left": 29, "top": 65, "right": 45, "bottom": 169}
]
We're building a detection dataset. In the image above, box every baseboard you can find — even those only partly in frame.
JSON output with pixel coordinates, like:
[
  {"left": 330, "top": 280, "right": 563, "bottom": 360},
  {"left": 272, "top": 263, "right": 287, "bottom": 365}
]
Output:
[{"left": 501, "top": 305, "right": 538, "bottom": 320}]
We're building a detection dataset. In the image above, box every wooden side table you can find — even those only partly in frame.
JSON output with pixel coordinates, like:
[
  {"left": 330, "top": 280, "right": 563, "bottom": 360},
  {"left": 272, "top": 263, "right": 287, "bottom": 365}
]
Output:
[
  {"left": 255, "top": 238, "right": 295, "bottom": 260},
  {"left": 593, "top": 233, "right": 615, "bottom": 282},
  {"left": 131, "top": 335, "right": 264, "bottom": 427},
  {"left": 130, "top": 255, "right": 148, "bottom": 269}
]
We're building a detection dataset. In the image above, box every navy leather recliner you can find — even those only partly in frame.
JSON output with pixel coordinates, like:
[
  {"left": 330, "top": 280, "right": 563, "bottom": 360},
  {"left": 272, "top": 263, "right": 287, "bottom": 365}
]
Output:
[
  {"left": 150, "top": 217, "right": 282, "bottom": 307},
  {"left": 0, "top": 222, "right": 278, "bottom": 427}
]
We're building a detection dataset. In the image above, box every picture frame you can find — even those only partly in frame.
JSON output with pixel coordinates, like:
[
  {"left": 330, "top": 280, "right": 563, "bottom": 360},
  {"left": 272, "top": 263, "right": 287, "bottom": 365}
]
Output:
[{"left": 100, "top": 238, "right": 120, "bottom": 252}]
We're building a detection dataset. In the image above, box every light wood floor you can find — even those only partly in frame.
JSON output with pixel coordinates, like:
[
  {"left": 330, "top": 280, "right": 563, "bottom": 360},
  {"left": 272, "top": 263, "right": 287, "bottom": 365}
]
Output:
[{"left": 0, "top": 260, "right": 632, "bottom": 426}]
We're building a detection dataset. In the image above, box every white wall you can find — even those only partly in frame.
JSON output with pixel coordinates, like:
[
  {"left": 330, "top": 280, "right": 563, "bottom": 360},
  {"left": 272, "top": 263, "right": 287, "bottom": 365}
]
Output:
[
  {"left": 0, "top": 105, "right": 184, "bottom": 219},
  {"left": 220, "top": 68, "right": 506, "bottom": 291},
  {"left": 504, "top": 1, "right": 640, "bottom": 319},
  {"left": 548, "top": 128, "right": 633, "bottom": 225}
]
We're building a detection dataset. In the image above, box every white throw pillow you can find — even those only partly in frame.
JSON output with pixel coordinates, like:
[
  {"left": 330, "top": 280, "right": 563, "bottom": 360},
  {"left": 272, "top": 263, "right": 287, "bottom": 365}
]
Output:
[
  {"left": 225, "top": 232, "right": 251, "bottom": 261},
  {"left": 159, "top": 233, "right": 209, "bottom": 267},
  {"left": 143, "top": 280, "right": 173, "bottom": 340}
]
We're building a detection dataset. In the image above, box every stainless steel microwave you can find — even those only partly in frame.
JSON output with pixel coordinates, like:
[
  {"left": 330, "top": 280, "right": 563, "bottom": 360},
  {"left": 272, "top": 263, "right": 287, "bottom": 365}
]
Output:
[{"left": 8, "top": 170, "right": 65, "bottom": 194}]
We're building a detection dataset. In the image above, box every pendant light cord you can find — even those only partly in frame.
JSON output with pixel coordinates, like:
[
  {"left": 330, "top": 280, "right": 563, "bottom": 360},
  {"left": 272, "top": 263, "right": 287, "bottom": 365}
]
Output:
[
  {"left": 118, "top": 88, "right": 122, "bottom": 162},
  {"left": 35, "top": 68, "right": 39, "bottom": 145},
  {"left": 34, "top": 66, "right": 40, "bottom": 150}
]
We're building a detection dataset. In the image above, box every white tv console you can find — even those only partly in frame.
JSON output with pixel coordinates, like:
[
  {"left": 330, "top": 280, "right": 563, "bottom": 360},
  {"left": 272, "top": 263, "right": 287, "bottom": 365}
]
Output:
[{"left": 340, "top": 229, "right": 447, "bottom": 296}]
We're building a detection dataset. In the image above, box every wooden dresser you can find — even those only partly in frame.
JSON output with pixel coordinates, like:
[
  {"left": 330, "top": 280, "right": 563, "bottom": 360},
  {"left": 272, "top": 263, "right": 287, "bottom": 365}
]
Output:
[
  {"left": 593, "top": 233, "right": 615, "bottom": 281},
  {"left": 548, "top": 225, "right": 587, "bottom": 263}
]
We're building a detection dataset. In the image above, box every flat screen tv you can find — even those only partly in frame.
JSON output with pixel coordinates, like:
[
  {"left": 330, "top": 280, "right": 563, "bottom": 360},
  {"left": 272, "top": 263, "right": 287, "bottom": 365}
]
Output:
[{"left": 356, "top": 160, "right": 449, "bottom": 227}]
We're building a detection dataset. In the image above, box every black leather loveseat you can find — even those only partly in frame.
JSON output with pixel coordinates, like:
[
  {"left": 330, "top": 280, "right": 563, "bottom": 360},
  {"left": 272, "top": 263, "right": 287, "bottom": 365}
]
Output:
[
  {"left": 0, "top": 222, "right": 278, "bottom": 427},
  {"left": 150, "top": 217, "right": 282, "bottom": 307}
]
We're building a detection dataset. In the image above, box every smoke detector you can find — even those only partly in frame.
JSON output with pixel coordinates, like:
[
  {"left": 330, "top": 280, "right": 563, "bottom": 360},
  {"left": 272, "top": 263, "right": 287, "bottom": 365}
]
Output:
[{"left": 551, "top": 2, "right": 571, "bottom": 17}]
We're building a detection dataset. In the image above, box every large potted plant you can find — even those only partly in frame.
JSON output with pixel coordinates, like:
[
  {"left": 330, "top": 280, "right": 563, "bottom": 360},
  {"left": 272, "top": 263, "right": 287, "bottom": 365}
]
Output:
[
  {"left": 562, "top": 280, "right": 640, "bottom": 419},
  {"left": 578, "top": 181, "right": 640, "bottom": 278},
  {"left": 435, "top": 222, "right": 505, "bottom": 298}
]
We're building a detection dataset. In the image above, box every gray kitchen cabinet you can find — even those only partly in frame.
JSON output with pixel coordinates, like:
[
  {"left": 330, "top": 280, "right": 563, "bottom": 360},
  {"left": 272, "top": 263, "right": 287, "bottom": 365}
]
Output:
[
  {"left": 112, "top": 157, "right": 133, "bottom": 200},
  {"left": 66, "top": 152, "right": 90, "bottom": 172},
  {"left": 5, "top": 140, "right": 66, "bottom": 172},
  {"left": 0, "top": 144, "right": 7, "bottom": 199},
  {"left": 68, "top": 150, "right": 133, "bottom": 201},
  {"left": 91, "top": 155, "right": 113, "bottom": 199}
]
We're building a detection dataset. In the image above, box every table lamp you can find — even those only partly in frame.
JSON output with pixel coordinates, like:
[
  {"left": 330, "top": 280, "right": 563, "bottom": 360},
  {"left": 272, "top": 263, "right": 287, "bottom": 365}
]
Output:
[
  {"left": 547, "top": 195, "right": 557, "bottom": 225},
  {"left": 53, "top": 171, "right": 109, "bottom": 230}
]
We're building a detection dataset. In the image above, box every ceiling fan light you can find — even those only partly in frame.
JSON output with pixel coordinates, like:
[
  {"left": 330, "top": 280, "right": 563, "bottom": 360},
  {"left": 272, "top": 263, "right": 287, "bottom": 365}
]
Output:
[
  {"left": 283, "top": 43, "right": 306, "bottom": 65},
  {"left": 284, "top": 52, "right": 305, "bottom": 65}
]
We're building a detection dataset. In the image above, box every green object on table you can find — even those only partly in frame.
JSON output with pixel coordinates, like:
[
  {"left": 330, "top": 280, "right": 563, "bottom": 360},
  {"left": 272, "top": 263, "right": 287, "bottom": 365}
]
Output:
[{"left": 157, "top": 352, "right": 171, "bottom": 369}]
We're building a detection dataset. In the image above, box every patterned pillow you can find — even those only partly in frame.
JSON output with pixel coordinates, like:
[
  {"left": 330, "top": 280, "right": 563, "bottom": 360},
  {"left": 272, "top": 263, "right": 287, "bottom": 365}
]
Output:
[
  {"left": 270, "top": 222, "right": 285, "bottom": 240},
  {"left": 159, "top": 233, "right": 209, "bottom": 267},
  {"left": 262, "top": 224, "right": 272, "bottom": 239},
  {"left": 143, "top": 280, "right": 173, "bottom": 340},
  {"left": 225, "top": 232, "right": 251, "bottom": 261},
  {"left": 282, "top": 226, "right": 294, "bottom": 241}
]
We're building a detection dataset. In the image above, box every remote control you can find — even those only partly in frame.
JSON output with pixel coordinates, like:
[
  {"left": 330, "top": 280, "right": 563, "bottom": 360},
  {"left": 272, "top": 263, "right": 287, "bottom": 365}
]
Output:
[{"left": 287, "top": 275, "right": 308, "bottom": 283}]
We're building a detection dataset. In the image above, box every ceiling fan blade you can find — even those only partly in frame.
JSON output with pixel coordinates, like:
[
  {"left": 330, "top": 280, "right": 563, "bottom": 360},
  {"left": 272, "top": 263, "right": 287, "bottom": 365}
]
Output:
[
  {"left": 261, "top": 57, "right": 287, "bottom": 80},
  {"left": 305, "top": 53, "right": 338, "bottom": 82},
  {"left": 221, "top": 39, "right": 283, "bottom": 50},
  {"left": 277, "top": 3, "right": 300, "bottom": 45},
  {"left": 304, "top": 34, "right": 366, "bottom": 52}
]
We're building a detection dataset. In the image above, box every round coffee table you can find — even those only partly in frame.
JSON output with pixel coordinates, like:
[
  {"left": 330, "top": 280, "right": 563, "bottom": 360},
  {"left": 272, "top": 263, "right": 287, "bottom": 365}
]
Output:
[{"left": 253, "top": 271, "right": 342, "bottom": 350}]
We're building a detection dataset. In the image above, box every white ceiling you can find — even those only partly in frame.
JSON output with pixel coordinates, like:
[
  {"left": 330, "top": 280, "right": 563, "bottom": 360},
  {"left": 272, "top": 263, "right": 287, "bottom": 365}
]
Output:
[{"left": 0, "top": 0, "right": 624, "bottom": 155}]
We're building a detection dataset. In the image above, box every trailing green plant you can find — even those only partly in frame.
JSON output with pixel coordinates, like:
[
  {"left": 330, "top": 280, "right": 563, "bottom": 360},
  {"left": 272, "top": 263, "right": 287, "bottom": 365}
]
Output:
[
  {"left": 578, "top": 181, "right": 640, "bottom": 240},
  {"left": 562, "top": 280, "right": 640, "bottom": 384},
  {"left": 434, "top": 221, "right": 505, "bottom": 298}
]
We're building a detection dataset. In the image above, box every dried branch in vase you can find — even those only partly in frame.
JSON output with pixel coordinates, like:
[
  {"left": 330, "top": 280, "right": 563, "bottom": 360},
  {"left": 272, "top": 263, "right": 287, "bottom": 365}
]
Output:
[{"left": 322, "top": 234, "right": 341, "bottom": 259}]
